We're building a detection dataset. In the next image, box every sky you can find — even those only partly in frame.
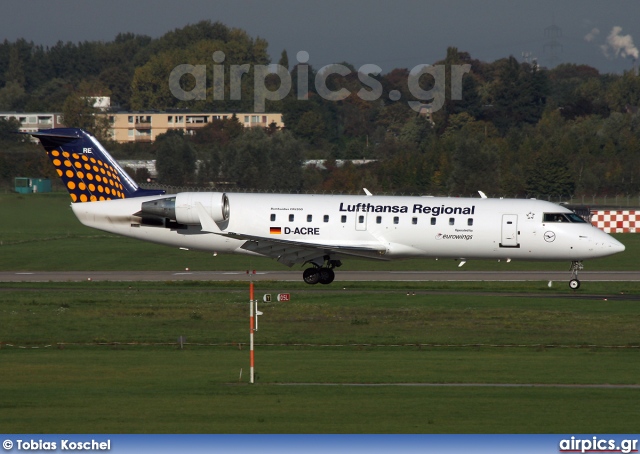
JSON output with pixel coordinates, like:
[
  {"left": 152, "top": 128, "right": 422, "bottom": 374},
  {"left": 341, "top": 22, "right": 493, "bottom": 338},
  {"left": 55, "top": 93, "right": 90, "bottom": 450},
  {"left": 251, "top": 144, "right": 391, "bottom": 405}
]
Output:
[{"left": 2, "top": 0, "right": 640, "bottom": 74}]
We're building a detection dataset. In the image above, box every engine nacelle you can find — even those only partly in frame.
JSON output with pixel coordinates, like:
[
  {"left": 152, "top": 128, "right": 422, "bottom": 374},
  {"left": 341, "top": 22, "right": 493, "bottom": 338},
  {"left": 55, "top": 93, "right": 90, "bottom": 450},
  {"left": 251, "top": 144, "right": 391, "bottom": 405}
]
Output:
[{"left": 139, "top": 192, "right": 229, "bottom": 225}]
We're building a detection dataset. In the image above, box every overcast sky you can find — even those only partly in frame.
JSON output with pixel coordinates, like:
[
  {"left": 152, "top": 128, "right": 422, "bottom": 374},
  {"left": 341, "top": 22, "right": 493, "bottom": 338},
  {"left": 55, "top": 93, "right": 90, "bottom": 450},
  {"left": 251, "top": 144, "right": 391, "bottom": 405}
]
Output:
[{"left": 3, "top": 0, "right": 640, "bottom": 74}]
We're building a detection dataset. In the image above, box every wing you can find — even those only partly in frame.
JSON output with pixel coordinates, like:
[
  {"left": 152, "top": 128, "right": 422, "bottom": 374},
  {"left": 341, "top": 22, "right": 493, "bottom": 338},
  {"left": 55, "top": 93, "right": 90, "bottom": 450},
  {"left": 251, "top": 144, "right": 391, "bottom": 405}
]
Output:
[
  {"left": 228, "top": 232, "right": 389, "bottom": 266},
  {"left": 194, "top": 202, "right": 388, "bottom": 266}
]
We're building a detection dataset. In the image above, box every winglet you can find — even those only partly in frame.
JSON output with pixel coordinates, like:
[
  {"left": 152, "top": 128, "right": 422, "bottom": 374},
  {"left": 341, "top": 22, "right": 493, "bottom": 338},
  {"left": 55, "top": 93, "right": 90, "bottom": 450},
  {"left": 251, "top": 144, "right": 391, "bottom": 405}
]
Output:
[
  {"left": 363, "top": 188, "right": 373, "bottom": 196},
  {"left": 478, "top": 191, "right": 487, "bottom": 199}
]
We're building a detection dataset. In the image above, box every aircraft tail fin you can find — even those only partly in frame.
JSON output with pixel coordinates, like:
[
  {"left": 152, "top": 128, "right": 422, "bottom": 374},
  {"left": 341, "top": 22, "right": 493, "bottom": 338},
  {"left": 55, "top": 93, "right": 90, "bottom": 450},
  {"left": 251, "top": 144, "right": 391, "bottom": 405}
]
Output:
[{"left": 26, "top": 128, "right": 165, "bottom": 202}]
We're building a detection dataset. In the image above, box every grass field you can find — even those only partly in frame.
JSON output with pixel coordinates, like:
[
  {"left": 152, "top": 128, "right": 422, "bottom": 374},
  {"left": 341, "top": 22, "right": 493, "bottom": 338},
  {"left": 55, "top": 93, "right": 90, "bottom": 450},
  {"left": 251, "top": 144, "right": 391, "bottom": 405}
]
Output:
[
  {"left": 1, "top": 281, "right": 639, "bottom": 433},
  {"left": 3, "top": 349, "right": 639, "bottom": 433},
  {"left": 1, "top": 192, "right": 639, "bottom": 433}
]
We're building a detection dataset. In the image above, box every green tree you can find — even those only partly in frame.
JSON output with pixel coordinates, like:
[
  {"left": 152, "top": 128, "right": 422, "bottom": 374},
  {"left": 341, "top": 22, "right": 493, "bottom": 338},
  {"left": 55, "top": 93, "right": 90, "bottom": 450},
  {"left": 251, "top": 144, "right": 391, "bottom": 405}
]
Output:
[
  {"left": 62, "top": 95, "right": 97, "bottom": 129},
  {"left": 398, "top": 115, "right": 433, "bottom": 147},
  {"left": 24, "top": 78, "right": 72, "bottom": 111},
  {"left": 278, "top": 49, "right": 289, "bottom": 71},
  {"left": 0, "top": 81, "right": 26, "bottom": 110},
  {"left": 61, "top": 81, "right": 112, "bottom": 141},
  {"left": 147, "top": 20, "right": 231, "bottom": 53},
  {"left": 155, "top": 131, "right": 197, "bottom": 186},
  {"left": 448, "top": 138, "right": 501, "bottom": 195},
  {"left": 192, "top": 116, "right": 244, "bottom": 146},
  {"left": 0, "top": 117, "right": 24, "bottom": 144},
  {"left": 130, "top": 26, "right": 270, "bottom": 112},
  {"left": 295, "top": 110, "right": 327, "bottom": 143},
  {"left": 546, "top": 63, "right": 605, "bottom": 119},
  {"left": 374, "top": 102, "right": 414, "bottom": 139},
  {"left": 130, "top": 48, "right": 187, "bottom": 110},
  {"left": 268, "top": 130, "right": 304, "bottom": 191},
  {"left": 282, "top": 90, "right": 340, "bottom": 146},
  {"left": 5, "top": 45, "right": 26, "bottom": 88},
  {"left": 606, "top": 70, "right": 640, "bottom": 112},
  {"left": 220, "top": 128, "right": 303, "bottom": 191},
  {"left": 317, "top": 161, "right": 379, "bottom": 194},
  {"left": 486, "top": 56, "right": 549, "bottom": 134},
  {"left": 221, "top": 128, "right": 272, "bottom": 189},
  {"left": 433, "top": 47, "right": 483, "bottom": 124},
  {"left": 525, "top": 151, "right": 575, "bottom": 198}
]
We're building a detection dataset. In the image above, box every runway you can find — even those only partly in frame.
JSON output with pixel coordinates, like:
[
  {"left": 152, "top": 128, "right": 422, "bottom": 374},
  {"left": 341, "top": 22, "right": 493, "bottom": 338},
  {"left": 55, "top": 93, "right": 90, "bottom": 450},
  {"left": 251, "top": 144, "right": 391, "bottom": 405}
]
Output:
[
  {"left": 1, "top": 270, "right": 639, "bottom": 283},
  {"left": 272, "top": 382, "right": 640, "bottom": 389}
]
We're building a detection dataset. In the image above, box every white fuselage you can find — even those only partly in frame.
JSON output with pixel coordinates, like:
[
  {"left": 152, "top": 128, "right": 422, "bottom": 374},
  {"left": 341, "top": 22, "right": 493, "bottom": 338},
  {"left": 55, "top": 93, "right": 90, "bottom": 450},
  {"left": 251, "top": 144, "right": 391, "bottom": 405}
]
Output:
[{"left": 71, "top": 193, "right": 625, "bottom": 264}]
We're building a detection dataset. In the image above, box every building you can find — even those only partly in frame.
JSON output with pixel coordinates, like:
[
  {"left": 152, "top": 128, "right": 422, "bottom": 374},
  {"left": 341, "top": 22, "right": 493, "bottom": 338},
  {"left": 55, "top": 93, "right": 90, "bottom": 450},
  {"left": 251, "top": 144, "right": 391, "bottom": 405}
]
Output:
[
  {"left": 14, "top": 177, "right": 52, "bottom": 194},
  {"left": 1, "top": 110, "right": 284, "bottom": 144},
  {"left": 0, "top": 112, "right": 65, "bottom": 135},
  {"left": 107, "top": 111, "right": 284, "bottom": 143}
]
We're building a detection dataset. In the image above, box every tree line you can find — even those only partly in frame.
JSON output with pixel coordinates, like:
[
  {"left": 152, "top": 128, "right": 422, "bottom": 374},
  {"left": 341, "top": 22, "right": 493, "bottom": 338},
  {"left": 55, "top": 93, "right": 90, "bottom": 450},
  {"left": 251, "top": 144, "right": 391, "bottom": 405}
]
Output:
[{"left": 1, "top": 21, "right": 640, "bottom": 197}]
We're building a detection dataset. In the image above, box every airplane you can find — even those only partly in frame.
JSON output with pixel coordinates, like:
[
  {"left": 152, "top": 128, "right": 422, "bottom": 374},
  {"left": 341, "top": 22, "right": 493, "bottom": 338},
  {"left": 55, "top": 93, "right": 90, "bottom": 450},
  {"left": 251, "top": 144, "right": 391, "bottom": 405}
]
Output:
[{"left": 26, "top": 128, "right": 625, "bottom": 289}]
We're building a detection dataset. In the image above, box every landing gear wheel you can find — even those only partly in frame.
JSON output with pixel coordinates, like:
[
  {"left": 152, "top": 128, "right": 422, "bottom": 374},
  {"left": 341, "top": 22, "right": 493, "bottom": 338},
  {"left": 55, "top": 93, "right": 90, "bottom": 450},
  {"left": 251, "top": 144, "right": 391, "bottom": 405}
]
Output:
[
  {"left": 303, "top": 267, "right": 320, "bottom": 285},
  {"left": 318, "top": 268, "right": 335, "bottom": 285},
  {"left": 569, "top": 261, "right": 583, "bottom": 290}
]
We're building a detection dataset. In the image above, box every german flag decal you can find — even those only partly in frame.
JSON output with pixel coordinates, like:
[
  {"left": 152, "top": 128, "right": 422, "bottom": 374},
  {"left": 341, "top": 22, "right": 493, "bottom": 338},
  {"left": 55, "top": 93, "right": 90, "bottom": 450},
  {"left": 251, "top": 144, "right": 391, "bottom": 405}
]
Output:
[{"left": 270, "top": 227, "right": 282, "bottom": 234}]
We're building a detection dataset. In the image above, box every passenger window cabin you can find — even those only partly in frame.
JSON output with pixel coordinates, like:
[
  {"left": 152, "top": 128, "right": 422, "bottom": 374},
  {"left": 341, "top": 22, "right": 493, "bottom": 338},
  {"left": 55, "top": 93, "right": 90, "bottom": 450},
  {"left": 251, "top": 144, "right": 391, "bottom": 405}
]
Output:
[{"left": 268, "top": 213, "right": 479, "bottom": 228}]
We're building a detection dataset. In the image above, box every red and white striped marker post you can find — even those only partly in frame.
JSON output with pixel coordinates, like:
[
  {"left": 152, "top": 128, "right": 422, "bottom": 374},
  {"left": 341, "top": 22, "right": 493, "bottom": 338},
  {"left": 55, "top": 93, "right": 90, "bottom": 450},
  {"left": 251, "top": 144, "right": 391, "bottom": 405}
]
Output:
[{"left": 249, "top": 280, "right": 255, "bottom": 384}]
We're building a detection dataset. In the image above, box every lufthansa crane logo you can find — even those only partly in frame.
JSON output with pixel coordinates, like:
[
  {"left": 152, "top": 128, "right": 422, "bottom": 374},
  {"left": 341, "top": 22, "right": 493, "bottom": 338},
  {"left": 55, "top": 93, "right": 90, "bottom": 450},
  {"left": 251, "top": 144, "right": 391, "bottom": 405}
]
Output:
[{"left": 544, "top": 231, "right": 556, "bottom": 242}]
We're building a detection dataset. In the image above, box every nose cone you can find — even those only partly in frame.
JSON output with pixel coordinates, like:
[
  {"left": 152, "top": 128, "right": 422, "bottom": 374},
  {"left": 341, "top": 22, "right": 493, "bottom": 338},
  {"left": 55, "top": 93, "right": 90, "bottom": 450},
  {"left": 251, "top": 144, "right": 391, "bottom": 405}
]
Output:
[
  {"left": 608, "top": 237, "right": 626, "bottom": 254},
  {"left": 588, "top": 229, "right": 626, "bottom": 258}
]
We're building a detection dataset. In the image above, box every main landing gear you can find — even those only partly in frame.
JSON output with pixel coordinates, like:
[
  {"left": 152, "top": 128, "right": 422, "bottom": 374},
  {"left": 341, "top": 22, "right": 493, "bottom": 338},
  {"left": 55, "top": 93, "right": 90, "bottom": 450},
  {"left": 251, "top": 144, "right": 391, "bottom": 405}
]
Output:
[
  {"left": 303, "top": 258, "right": 342, "bottom": 285},
  {"left": 569, "top": 260, "right": 583, "bottom": 290}
]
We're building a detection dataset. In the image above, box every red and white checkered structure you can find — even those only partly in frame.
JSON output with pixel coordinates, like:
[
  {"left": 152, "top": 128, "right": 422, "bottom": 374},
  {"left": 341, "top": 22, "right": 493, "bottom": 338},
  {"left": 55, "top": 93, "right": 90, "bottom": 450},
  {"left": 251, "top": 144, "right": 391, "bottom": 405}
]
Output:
[{"left": 591, "top": 210, "right": 639, "bottom": 233}]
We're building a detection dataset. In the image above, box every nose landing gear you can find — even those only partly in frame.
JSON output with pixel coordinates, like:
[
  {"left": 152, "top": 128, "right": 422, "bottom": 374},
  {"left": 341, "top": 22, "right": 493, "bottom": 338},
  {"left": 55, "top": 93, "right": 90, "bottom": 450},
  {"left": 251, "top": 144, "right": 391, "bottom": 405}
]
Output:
[{"left": 569, "top": 260, "right": 583, "bottom": 289}]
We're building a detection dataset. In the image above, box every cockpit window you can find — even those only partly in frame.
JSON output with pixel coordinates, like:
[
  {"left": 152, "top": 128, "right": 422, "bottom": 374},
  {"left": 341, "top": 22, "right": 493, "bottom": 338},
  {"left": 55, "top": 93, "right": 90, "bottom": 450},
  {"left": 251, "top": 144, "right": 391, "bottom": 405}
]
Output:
[
  {"left": 543, "top": 213, "right": 568, "bottom": 222},
  {"left": 543, "top": 212, "right": 587, "bottom": 223},
  {"left": 565, "top": 213, "right": 587, "bottom": 223}
]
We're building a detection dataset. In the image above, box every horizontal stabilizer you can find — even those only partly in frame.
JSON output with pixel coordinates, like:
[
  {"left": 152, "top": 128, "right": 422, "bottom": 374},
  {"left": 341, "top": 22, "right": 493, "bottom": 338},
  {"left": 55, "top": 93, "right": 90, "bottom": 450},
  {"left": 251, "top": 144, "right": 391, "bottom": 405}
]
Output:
[{"left": 21, "top": 130, "right": 85, "bottom": 141}]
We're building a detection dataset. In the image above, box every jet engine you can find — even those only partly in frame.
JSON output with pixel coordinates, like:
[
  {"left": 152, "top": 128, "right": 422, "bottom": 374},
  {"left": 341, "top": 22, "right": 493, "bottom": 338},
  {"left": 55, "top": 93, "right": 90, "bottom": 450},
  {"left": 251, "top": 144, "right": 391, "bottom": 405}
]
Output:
[{"left": 139, "top": 192, "right": 229, "bottom": 225}]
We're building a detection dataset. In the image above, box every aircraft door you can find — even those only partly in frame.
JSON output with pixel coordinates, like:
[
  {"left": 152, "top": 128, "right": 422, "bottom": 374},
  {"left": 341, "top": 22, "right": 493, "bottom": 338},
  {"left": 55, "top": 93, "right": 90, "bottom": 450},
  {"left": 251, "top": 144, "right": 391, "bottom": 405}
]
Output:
[
  {"left": 500, "top": 214, "right": 519, "bottom": 247},
  {"left": 355, "top": 211, "right": 367, "bottom": 231}
]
